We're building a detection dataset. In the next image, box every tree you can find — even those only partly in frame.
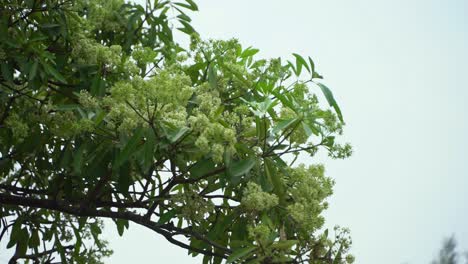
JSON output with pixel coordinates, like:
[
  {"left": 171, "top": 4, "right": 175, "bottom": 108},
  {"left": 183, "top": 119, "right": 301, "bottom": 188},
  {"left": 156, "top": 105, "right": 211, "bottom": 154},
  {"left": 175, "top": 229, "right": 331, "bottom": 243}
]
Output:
[
  {"left": 432, "top": 236, "right": 458, "bottom": 264},
  {"left": 431, "top": 236, "right": 468, "bottom": 264},
  {"left": 0, "top": 0, "right": 353, "bottom": 263}
]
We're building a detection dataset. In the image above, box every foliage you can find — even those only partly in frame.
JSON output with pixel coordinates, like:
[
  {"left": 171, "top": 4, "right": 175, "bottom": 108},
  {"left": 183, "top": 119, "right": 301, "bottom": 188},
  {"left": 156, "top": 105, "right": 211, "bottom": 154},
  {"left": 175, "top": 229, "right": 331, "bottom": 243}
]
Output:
[
  {"left": 0, "top": 0, "right": 353, "bottom": 263},
  {"left": 431, "top": 236, "right": 468, "bottom": 264}
]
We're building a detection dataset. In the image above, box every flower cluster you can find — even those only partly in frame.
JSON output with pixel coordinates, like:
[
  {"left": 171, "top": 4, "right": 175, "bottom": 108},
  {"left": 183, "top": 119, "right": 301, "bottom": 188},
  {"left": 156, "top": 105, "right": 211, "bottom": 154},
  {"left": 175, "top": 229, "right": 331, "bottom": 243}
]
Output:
[
  {"left": 5, "top": 113, "right": 29, "bottom": 142},
  {"left": 188, "top": 84, "right": 237, "bottom": 163},
  {"left": 285, "top": 164, "right": 334, "bottom": 234},
  {"left": 77, "top": 0, "right": 125, "bottom": 32},
  {"left": 170, "top": 190, "right": 214, "bottom": 222},
  {"left": 103, "top": 69, "right": 193, "bottom": 132},
  {"left": 241, "top": 182, "right": 279, "bottom": 212}
]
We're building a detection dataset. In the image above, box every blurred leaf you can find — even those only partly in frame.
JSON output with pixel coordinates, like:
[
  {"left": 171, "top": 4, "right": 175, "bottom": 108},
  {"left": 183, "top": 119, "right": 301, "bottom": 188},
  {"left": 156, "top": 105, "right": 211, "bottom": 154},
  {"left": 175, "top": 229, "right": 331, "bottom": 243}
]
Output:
[
  {"left": 16, "top": 228, "right": 29, "bottom": 256},
  {"left": 240, "top": 47, "right": 260, "bottom": 58},
  {"left": 178, "top": 20, "right": 196, "bottom": 35},
  {"left": 174, "top": 1, "right": 198, "bottom": 11},
  {"left": 115, "top": 219, "right": 128, "bottom": 236},
  {"left": 158, "top": 209, "right": 177, "bottom": 224},
  {"left": 42, "top": 62, "right": 67, "bottom": 84},
  {"left": 117, "top": 162, "right": 132, "bottom": 193},
  {"left": 167, "top": 126, "right": 190, "bottom": 143},
  {"left": 190, "top": 159, "right": 216, "bottom": 179},
  {"left": 28, "top": 60, "right": 39, "bottom": 81},
  {"left": 177, "top": 13, "right": 192, "bottom": 22},
  {"left": 293, "top": 53, "right": 310, "bottom": 74},
  {"left": 271, "top": 240, "right": 298, "bottom": 250},
  {"left": 317, "top": 83, "right": 344, "bottom": 123},
  {"left": 333, "top": 244, "right": 344, "bottom": 264},
  {"left": 228, "top": 158, "right": 256, "bottom": 182},
  {"left": 29, "top": 229, "right": 40, "bottom": 248},
  {"left": 208, "top": 64, "right": 217, "bottom": 88},
  {"left": 72, "top": 143, "right": 86, "bottom": 175},
  {"left": 141, "top": 128, "right": 156, "bottom": 171},
  {"left": 115, "top": 127, "right": 144, "bottom": 167},
  {"left": 308, "top": 56, "right": 315, "bottom": 73},
  {"left": 265, "top": 158, "right": 284, "bottom": 199},
  {"left": 1, "top": 62, "right": 13, "bottom": 82},
  {"left": 272, "top": 118, "right": 299, "bottom": 135},
  {"left": 226, "top": 246, "right": 256, "bottom": 264},
  {"left": 91, "top": 74, "right": 106, "bottom": 97}
]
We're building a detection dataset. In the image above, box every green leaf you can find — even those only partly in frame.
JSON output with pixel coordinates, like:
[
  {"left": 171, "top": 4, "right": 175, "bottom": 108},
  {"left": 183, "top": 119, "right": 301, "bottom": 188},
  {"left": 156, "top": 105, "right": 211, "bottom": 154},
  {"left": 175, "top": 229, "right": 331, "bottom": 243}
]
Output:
[
  {"left": 55, "top": 235, "right": 67, "bottom": 262},
  {"left": 272, "top": 88, "right": 294, "bottom": 110},
  {"left": 91, "top": 74, "right": 106, "bottom": 97},
  {"left": 255, "top": 116, "right": 267, "bottom": 142},
  {"left": 313, "top": 71, "right": 323, "bottom": 79},
  {"left": 55, "top": 104, "right": 80, "bottom": 111},
  {"left": 78, "top": 217, "right": 88, "bottom": 229},
  {"left": 117, "top": 162, "right": 132, "bottom": 193},
  {"left": 42, "top": 62, "right": 67, "bottom": 84},
  {"left": 302, "top": 121, "right": 319, "bottom": 137},
  {"left": 72, "top": 227, "right": 82, "bottom": 256},
  {"left": 240, "top": 47, "right": 260, "bottom": 59},
  {"left": 292, "top": 53, "right": 310, "bottom": 75},
  {"left": 271, "top": 256, "right": 294, "bottom": 262},
  {"left": 39, "top": 23, "right": 61, "bottom": 29},
  {"left": 265, "top": 158, "right": 284, "bottom": 199},
  {"left": 189, "top": 159, "right": 216, "bottom": 179},
  {"left": 257, "top": 97, "right": 278, "bottom": 115},
  {"left": 323, "top": 228, "right": 329, "bottom": 238},
  {"left": 177, "top": 13, "right": 192, "bottom": 22},
  {"left": 226, "top": 246, "right": 256, "bottom": 264},
  {"left": 29, "top": 229, "right": 40, "bottom": 248},
  {"left": 174, "top": 1, "right": 198, "bottom": 11},
  {"left": 28, "top": 60, "right": 39, "bottom": 81},
  {"left": 224, "top": 148, "right": 233, "bottom": 168},
  {"left": 115, "top": 219, "right": 129, "bottom": 236},
  {"left": 158, "top": 209, "right": 177, "bottom": 224},
  {"left": 93, "top": 110, "right": 107, "bottom": 125},
  {"left": 208, "top": 64, "right": 217, "bottom": 88},
  {"left": 287, "top": 60, "right": 297, "bottom": 76},
  {"left": 91, "top": 224, "right": 101, "bottom": 236},
  {"left": 115, "top": 127, "right": 144, "bottom": 167},
  {"left": 185, "top": 0, "right": 198, "bottom": 10},
  {"left": 228, "top": 158, "right": 256, "bottom": 182},
  {"left": 16, "top": 228, "right": 29, "bottom": 256},
  {"left": 272, "top": 118, "right": 299, "bottom": 135},
  {"left": 203, "top": 255, "right": 212, "bottom": 264},
  {"left": 141, "top": 128, "right": 156, "bottom": 171},
  {"left": 271, "top": 240, "right": 298, "bottom": 250},
  {"left": 308, "top": 56, "right": 316, "bottom": 73},
  {"left": 72, "top": 143, "right": 86, "bottom": 175},
  {"left": 1, "top": 62, "right": 13, "bottom": 83},
  {"left": 333, "top": 244, "right": 344, "bottom": 264},
  {"left": 167, "top": 126, "right": 190, "bottom": 143},
  {"left": 7, "top": 221, "right": 22, "bottom": 249},
  {"left": 316, "top": 83, "right": 344, "bottom": 123},
  {"left": 177, "top": 20, "right": 196, "bottom": 35}
]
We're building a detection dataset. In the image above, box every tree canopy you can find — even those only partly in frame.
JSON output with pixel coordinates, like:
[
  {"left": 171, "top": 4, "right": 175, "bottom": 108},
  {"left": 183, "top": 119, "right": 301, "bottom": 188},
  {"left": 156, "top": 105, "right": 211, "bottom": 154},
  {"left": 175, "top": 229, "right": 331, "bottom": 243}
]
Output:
[{"left": 0, "top": 0, "right": 353, "bottom": 263}]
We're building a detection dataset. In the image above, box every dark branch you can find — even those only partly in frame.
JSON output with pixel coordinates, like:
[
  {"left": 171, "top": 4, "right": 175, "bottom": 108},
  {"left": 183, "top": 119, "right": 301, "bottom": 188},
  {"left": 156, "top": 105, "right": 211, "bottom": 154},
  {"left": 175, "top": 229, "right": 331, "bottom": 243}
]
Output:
[{"left": 0, "top": 193, "right": 231, "bottom": 258}]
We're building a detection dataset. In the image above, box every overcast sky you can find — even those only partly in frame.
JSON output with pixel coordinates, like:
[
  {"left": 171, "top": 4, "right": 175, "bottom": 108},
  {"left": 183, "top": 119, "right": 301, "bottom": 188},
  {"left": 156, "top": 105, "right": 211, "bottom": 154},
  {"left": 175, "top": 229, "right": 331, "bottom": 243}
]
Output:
[{"left": 102, "top": 0, "right": 468, "bottom": 263}]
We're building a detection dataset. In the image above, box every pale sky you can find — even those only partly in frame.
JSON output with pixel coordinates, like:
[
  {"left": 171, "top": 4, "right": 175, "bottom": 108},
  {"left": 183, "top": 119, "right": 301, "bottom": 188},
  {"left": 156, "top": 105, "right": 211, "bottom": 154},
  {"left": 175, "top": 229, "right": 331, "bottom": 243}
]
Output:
[{"left": 102, "top": 1, "right": 468, "bottom": 263}]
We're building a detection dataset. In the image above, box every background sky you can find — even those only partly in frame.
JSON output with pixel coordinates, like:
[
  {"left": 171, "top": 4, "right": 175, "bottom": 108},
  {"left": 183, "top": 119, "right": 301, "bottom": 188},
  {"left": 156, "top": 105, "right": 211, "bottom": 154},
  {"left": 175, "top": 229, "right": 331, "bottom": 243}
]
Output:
[{"left": 101, "top": 0, "right": 468, "bottom": 263}]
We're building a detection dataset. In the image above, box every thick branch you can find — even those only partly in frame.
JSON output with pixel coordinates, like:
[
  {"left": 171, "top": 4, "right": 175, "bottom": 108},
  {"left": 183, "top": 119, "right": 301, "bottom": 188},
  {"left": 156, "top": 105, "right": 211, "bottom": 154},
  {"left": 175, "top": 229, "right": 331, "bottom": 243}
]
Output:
[{"left": 0, "top": 193, "right": 230, "bottom": 258}]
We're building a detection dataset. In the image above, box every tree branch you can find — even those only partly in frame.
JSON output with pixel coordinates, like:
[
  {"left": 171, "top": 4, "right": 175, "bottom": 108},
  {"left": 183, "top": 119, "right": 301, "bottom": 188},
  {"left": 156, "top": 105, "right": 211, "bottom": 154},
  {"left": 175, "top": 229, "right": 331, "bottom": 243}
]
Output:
[
  {"left": 9, "top": 245, "right": 74, "bottom": 263},
  {"left": 0, "top": 193, "right": 230, "bottom": 258}
]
